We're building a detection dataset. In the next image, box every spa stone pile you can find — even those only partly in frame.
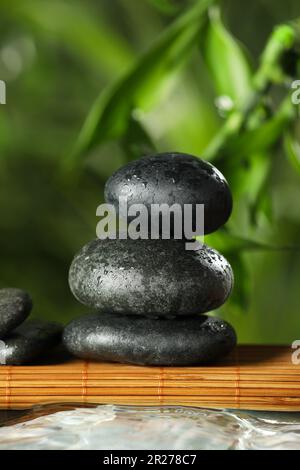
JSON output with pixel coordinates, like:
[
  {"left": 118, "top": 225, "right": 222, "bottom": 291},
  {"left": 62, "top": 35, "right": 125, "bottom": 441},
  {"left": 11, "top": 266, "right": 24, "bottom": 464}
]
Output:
[
  {"left": 64, "top": 152, "right": 237, "bottom": 365},
  {"left": 0, "top": 288, "right": 62, "bottom": 365}
]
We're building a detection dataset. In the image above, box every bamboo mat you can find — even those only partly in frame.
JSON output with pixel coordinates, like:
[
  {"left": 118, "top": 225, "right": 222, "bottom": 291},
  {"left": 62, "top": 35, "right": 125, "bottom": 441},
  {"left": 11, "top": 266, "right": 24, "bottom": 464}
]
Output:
[{"left": 1, "top": 346, "right": 300, "bottom": 411}]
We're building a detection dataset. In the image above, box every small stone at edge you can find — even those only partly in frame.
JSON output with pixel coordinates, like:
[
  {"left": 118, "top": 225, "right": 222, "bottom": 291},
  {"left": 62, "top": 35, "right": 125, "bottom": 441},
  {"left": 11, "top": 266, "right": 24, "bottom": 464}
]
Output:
[
  {"left": 0, "top": 288, "right": 32, "bottom": 338},
  {"left": 0, "top": 320, "right": 62, "bottom": 365}
]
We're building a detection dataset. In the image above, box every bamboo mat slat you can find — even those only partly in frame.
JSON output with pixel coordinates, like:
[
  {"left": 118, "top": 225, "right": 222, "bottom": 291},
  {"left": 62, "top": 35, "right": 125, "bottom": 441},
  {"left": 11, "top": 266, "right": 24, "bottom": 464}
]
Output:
[{"left": 1, "top": 346, "right": 300, "bottom": 411}]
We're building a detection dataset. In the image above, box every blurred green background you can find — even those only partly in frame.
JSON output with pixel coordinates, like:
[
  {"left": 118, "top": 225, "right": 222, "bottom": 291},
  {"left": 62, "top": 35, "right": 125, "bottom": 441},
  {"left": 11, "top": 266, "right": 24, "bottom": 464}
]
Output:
[{"left": 0, "top": 0, "right": 300, "bottom": 343}]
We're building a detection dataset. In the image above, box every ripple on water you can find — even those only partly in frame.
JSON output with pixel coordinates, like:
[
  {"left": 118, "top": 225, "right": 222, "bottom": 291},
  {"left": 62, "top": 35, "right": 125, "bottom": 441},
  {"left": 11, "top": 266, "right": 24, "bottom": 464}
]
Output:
[{"left": 0, "top": 405, "right": 300, "bottom": 450}]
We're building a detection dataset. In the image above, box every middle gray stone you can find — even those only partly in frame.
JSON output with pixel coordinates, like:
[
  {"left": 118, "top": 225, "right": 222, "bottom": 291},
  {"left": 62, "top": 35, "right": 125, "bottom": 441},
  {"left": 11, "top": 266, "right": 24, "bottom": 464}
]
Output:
[{"left": 69, "top": 238, "right": 233, "bottom": 318}]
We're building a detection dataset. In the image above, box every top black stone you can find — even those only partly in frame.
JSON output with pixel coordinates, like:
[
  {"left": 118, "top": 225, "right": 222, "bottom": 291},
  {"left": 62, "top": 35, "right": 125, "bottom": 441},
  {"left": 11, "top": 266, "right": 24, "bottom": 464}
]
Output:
[{"left": 105, "top": 152, "right": 232, "bottom": 235}]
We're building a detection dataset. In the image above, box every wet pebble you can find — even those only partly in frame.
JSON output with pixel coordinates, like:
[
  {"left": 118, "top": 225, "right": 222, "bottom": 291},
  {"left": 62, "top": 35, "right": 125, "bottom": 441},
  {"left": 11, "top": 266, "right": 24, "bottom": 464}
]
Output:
[
  {"left": 0, "top": 320, "right": 63, "bottom": 365},
  {"left": 0, "top": 288, "right": 32, "bottom": 338},
  {"left": 69, "top": 238, "right": 233, "bottom": 317},
  {"left": 63, "top": 312, "right": 237, "bottom": 366},
  {"left": 104, "top": 152, "right": 233, "bottom": 235}
]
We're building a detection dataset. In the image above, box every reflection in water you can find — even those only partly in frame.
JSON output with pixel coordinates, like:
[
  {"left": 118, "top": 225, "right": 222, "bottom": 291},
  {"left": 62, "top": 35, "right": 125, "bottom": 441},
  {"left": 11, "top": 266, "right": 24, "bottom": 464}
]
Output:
[{"left": 0, "top": 405, "right": 300, "bottom": 449}]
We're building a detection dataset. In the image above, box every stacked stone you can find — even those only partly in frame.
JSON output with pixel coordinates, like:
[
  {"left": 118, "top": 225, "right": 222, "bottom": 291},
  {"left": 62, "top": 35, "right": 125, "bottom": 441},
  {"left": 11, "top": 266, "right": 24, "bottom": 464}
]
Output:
[
  {"left": 0, "top": 288, "right": 62, "bottom": 365},
  {"left": 64, "top": 153, "right": 237, "bottom": 366}
]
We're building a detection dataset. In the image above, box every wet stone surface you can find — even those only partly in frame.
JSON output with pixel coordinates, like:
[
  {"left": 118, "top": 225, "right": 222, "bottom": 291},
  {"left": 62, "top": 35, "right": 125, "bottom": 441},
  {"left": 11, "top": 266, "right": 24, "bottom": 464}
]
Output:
[
  {"left": 105, "top": 152, "right": 233, "bottom": 235},
  {"left": 0, "top": 320, "right": 62, "bottom": 365},
  {"left": 63, "top": 312, "right": 237, "bottom": 365},
  {"left": 69, "top": 238, "right": 233, "bottom": 317},
  {"left": 0, "top": 288, "right": 32, "bottom": 339}
]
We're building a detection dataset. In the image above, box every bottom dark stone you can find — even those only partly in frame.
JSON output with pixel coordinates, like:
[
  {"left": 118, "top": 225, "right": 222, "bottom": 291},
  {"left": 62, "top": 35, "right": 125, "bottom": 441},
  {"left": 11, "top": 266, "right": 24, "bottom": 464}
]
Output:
[
  {"left": 0, "top": 320, "right": 62, "bottom": 365},
  {"left": 63, "top": 313, "right": 237, "bottom": 366}
]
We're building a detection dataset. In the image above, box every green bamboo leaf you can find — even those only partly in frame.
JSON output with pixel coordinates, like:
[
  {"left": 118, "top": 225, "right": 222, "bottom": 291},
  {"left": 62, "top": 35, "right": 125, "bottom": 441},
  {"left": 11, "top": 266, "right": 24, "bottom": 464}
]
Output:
[
  {"left": 250, "top": 185, "right": 273, "bottom": 226},
  {"left": 220, "top": 151, "right": 270, "bottom": 202},
  {"left": 205, "top": 230, "right": 269, "bottom": 254},
  {"left": 204, "top": 24, "right": 297, "bottom": 163},
  {"left": 254, "top": 24, "right": 296, "bottom": 88},
  {"left": 146, "top": 0, "right": 182, "bottom": 15},
  {"left": 220, "top": 97, "right": 296, "bottom": 161},
  {"left": 226, "top": 253, "right": 250, "bottom": 311},
  {"left": 66, "top": 0, "right": 213, "bottom": 168},
  {"left": 247, "top": 153, "right": 272, "bottom": 225},
  {"left": 201, "top": 6, "right": 253, "bottom": 107},
  {"left": 284, "top": 126, "right": 300, "bottom": 175},
  {"left": 121, "top": 117, "right": 157, "bottom": 162},
  {"left": 205, "top": 229, "right": 300, "bottom": 254}
]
